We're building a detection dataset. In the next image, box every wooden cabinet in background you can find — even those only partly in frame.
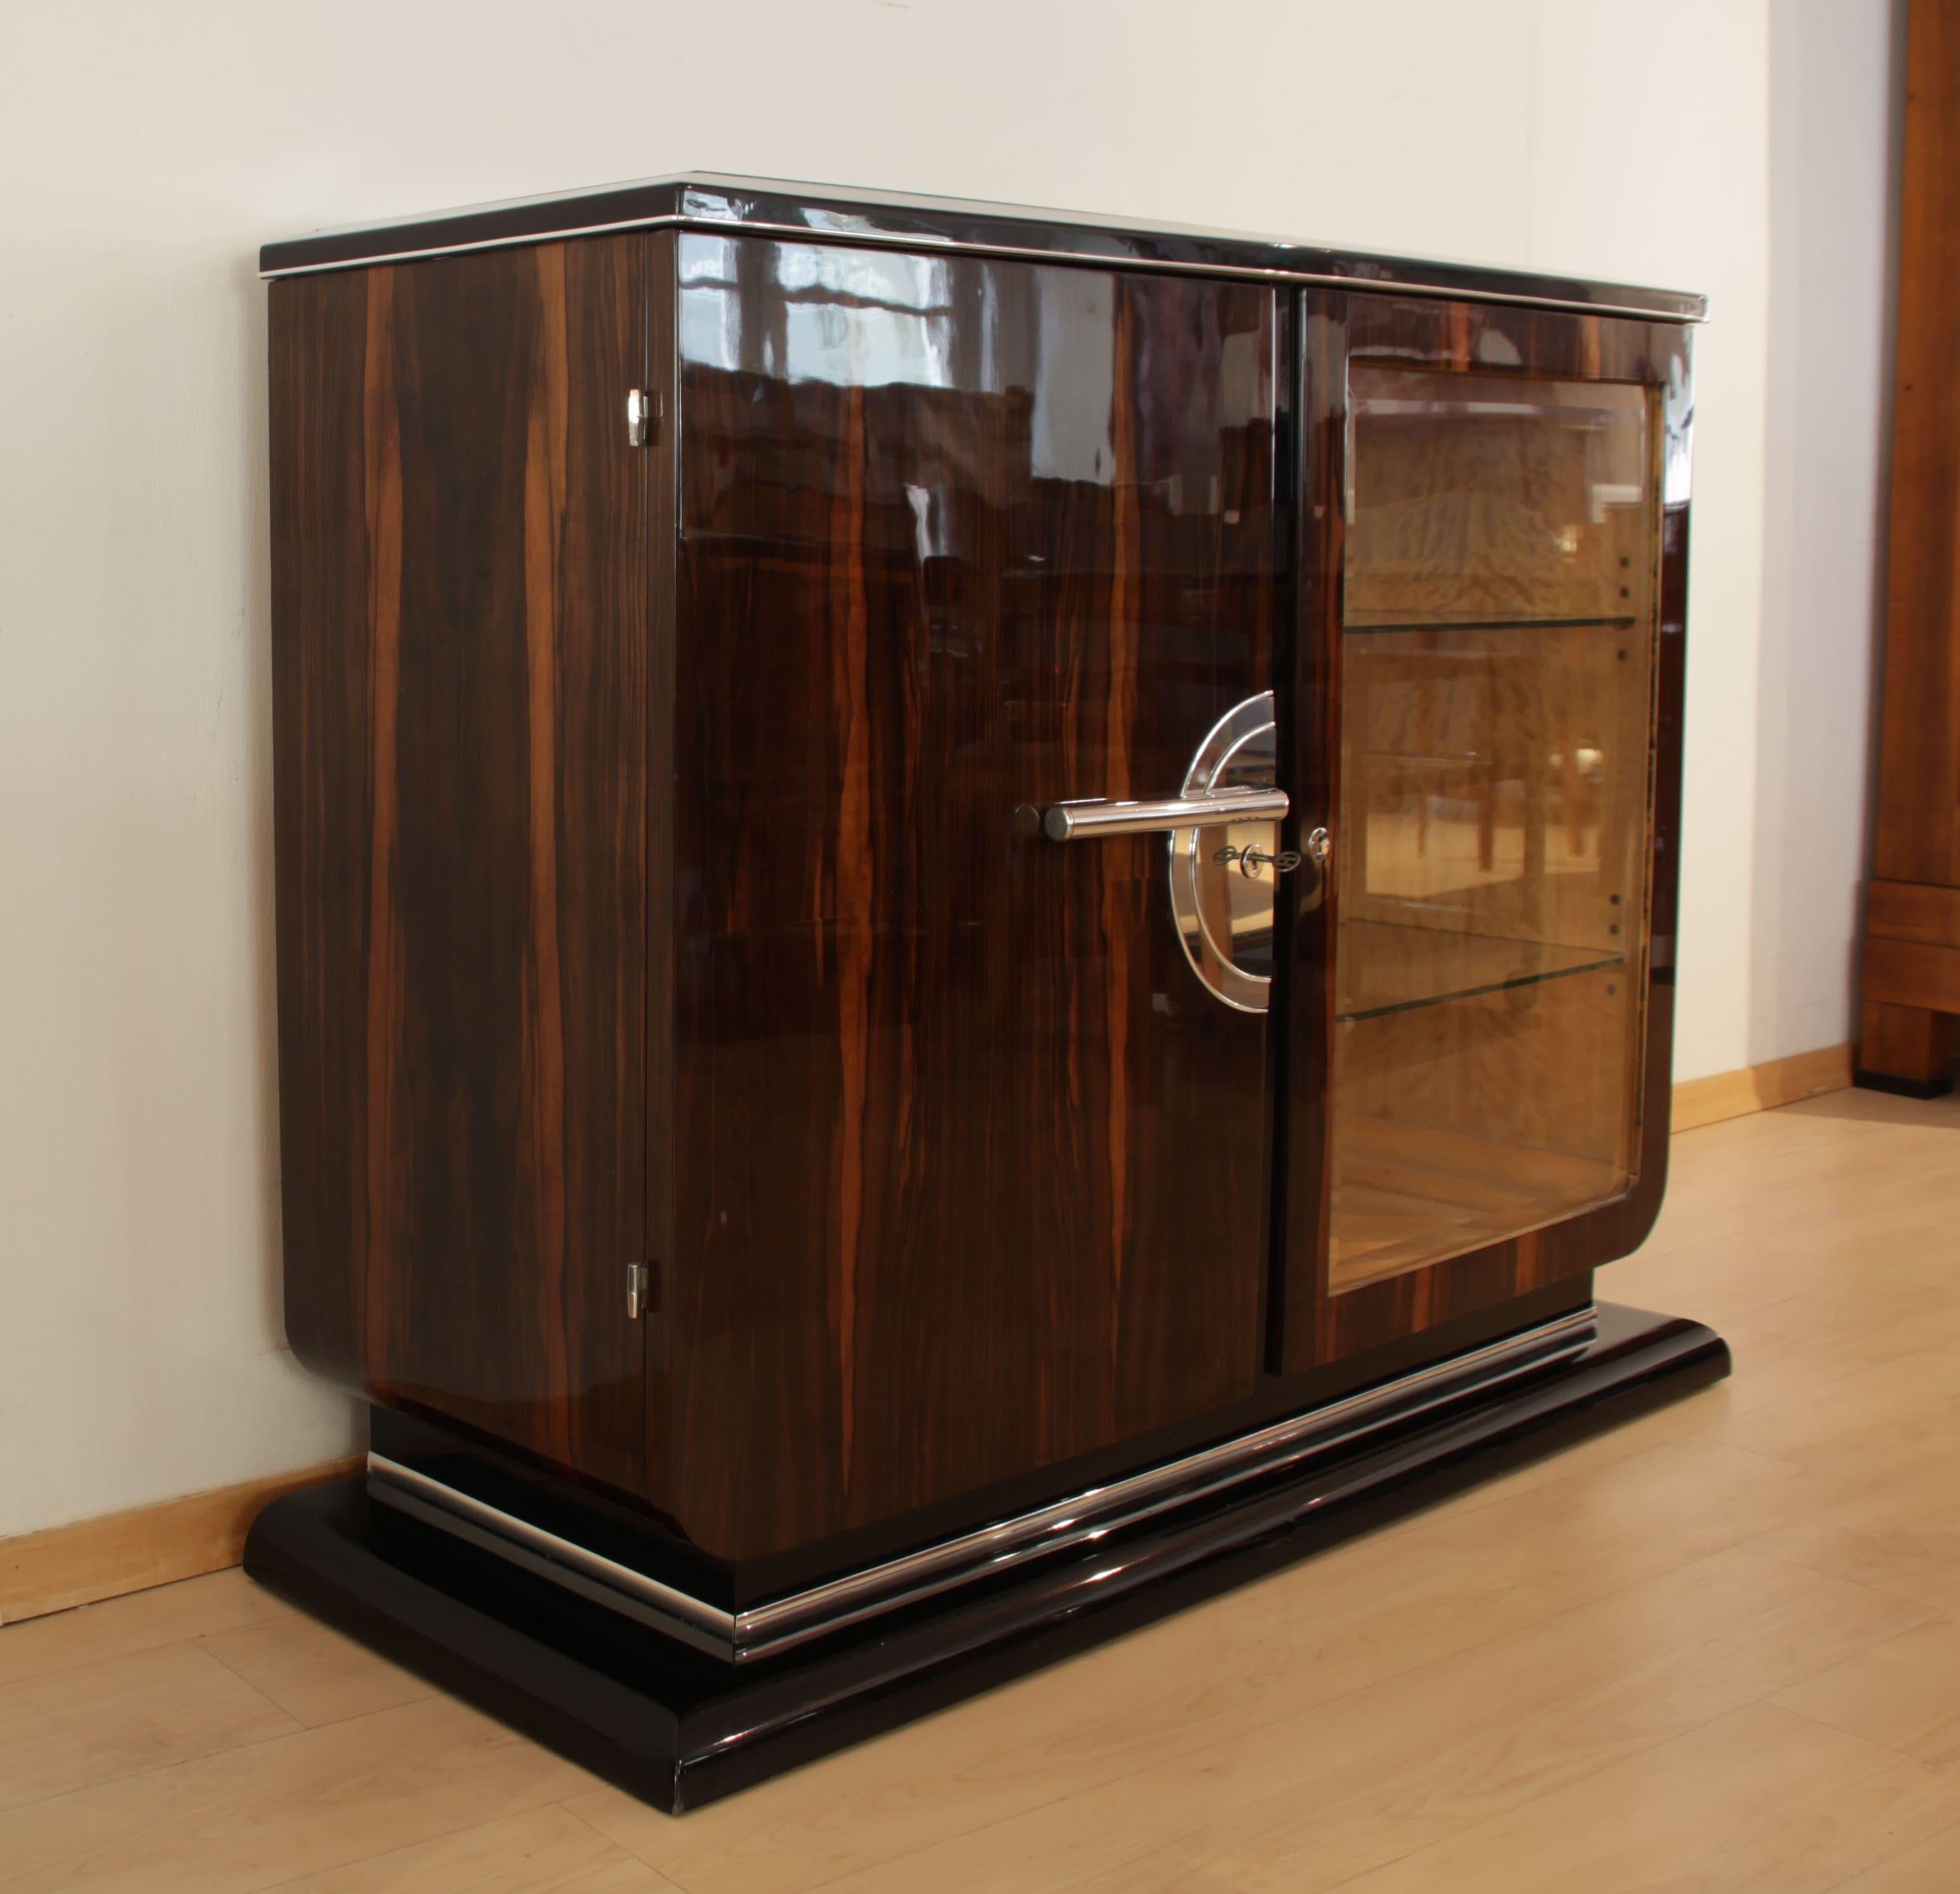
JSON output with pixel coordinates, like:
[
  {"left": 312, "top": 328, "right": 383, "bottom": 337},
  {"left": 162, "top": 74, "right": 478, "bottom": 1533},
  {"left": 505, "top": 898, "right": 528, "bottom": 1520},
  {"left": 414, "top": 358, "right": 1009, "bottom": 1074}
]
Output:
[{"left": 1861, "top": 0, "right": 1960, "bottom": 1094}]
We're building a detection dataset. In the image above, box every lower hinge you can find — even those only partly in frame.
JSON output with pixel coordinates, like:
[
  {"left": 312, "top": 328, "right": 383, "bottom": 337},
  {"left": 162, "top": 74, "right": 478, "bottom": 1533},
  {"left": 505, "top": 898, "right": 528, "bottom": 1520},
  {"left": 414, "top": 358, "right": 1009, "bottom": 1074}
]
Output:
[{"left": 626, "top": 1261, "right": 655, "bottom": 1321}]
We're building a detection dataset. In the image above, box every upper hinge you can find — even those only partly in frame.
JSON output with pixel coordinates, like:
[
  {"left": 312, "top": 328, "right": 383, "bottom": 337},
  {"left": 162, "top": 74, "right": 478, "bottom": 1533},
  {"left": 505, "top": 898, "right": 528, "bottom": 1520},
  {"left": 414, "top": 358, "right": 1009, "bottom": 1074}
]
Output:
[
  {"left": 626, "top": 1261, "right": 655, "bottom": 1320},
  {"left": 625, "top": 388, "right": 657, "bottom": 448}
]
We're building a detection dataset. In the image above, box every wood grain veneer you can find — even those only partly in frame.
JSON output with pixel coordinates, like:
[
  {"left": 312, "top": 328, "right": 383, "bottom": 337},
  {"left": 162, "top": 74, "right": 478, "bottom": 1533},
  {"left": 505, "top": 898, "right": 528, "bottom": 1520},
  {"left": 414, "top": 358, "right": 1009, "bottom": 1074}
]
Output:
[
  {"left": 662, "top": 240, "right": 1283, "bottom": 1558},
  {"left": 269, "top": 234, "right": 659, "bottom": 1501},
  {"left": 264, "top": 221, "right": 1695, "bottom": 1569},
  {"left": 1858, "top": 0, "right": 1960, "bottom": 1087}
]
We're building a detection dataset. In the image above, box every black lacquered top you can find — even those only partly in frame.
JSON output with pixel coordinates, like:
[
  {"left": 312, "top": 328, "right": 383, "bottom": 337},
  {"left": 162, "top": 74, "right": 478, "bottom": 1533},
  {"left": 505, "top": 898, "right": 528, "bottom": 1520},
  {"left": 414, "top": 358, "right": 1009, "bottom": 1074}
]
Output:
[{"left": 259, "top": 172, "right": 1705, "bottom": 320}]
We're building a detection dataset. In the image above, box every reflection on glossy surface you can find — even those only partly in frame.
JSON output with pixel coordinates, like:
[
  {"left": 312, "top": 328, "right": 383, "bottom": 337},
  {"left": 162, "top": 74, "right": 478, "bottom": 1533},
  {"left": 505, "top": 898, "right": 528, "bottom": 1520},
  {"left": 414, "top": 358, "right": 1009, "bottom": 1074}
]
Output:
[
  {"left": 262, "top": 172, "right": 1709, "bottom": 325},
  {"left": 1329, "top": 368, "right": 1657, "bottom": 1292},
  {"left": 680, "top": 236, "right": 958, "bottom": 388},
  {"left": 1167, "top": 691, "right": 1283, "bottom": 1013},
  {"left": 671, "top": 236, "right": 1282, "bottom": 1555},
  {"left": 248, "top": 1304, "right": 1724, "bottom": 1810}
]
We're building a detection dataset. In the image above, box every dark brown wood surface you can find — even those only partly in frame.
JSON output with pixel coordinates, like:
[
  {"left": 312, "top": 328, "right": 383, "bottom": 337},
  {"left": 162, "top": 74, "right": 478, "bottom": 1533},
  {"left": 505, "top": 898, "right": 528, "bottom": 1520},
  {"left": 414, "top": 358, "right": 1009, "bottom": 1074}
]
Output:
[
  {"left": 1275, "top": 293, "right": 1691, "bottom": 1372},
  {"left": 1859, "top": 1000, "right": 1957, "bottom": 1085},
  {"left": 1873, "top": 0, "right": 1960, "bottom": 893},
  {"left": 1861, "top": 881, "right": 1960, "bottom": 1073},
  {"left": 270, "top": 234, "right": 655, "bottom": 1497},
  {"left": 1866, "top": 878, "right": 1960, "bottom": 943},
  {"left": 1859, "top": 0, "right": 1960, "bottom": 1083},
  {"left": 642, "top": 236, "right": 681, "bottom": 1514},
  {"left": 268, "top": 222, "right": 1690, "bottom": 1567},
  {"left": 1864, "top": 937, "right": 1960, "bottom": 1013},
  {"left": 661, "top": 237, "right": 1282, "bottom": 1558}
]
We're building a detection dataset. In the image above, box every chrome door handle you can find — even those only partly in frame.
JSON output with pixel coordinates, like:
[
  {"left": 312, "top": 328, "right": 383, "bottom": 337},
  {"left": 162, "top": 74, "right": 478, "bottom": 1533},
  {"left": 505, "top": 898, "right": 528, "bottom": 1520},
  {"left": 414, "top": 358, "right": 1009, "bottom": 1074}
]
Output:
[
  {"left": 1037, "top": 692, "right": 1290, "bottom": 1015},
  {"left": 1041, "top": 786, "right": 1290, "bottom": 841},
  {"left": 1168, "top": 692, "right": 1285, "bottom": 1013}
]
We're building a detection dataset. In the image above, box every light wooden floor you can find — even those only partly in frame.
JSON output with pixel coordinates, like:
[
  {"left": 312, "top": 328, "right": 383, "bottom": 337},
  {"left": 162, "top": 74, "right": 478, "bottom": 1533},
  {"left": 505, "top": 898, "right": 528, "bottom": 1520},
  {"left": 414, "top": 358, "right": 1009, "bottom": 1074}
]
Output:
[{"left": 8, "top": 1087, "right": 1960, "bottom": 1892}]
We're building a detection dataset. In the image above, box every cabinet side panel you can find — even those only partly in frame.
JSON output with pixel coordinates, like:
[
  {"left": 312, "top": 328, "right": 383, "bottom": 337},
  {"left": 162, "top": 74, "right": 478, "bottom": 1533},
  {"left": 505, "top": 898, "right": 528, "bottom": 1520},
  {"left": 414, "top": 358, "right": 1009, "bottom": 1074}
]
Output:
[
  {"left": 272, "top": 271, "right": 373, "bottom": 1392},
  {"left": 269, "top": 238, "right": 650, "bottom": 1498}
]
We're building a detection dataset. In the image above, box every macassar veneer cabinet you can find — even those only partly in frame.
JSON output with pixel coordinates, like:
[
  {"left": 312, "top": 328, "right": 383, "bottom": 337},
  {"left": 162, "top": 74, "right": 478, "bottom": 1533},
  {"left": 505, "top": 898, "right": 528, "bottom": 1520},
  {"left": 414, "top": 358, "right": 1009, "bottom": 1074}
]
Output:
[
  {"left": 1859, "top": 0, "right": 1960, "bottom": 1098},
  {"left": 248, "top": 175, "right": 1723, "bottom": 1810}
]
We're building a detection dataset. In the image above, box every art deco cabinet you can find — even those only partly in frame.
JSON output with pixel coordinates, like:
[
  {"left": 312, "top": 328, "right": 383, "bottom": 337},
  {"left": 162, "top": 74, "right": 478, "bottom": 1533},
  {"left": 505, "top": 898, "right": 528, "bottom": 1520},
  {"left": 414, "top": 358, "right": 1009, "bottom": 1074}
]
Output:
[{"left": 250, "top": 176, "right": 1719, "bottom": 1808}]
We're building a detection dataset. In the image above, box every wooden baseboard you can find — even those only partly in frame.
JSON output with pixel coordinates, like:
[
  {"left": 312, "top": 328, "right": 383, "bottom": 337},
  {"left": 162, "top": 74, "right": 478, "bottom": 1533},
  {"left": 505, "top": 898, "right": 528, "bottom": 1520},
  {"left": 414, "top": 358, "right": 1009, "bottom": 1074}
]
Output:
[
  {"left": 1669, "top": 1042, "right": 1854, "bottom": 1133},
  {"left": 0, "top": 1457, "right": 364, "bottom": 1627},
  {"left": 0, "top": 1046, "right": 1856, "bottom": 1628}
]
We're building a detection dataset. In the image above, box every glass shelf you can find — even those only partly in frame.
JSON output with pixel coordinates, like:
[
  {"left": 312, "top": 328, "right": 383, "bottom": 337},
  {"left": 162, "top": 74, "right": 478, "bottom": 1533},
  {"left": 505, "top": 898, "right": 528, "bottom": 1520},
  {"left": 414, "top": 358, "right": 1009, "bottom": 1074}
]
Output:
[
  {"left": 1327, "top": 362, "right": 1654, "bottom": 1291},
  {"left": 1331, "top": 1119, "right": 1629, "bottom": 1290},
  {"left": 1334, "top": 921, "right": 1625, "bottom": 1023}
]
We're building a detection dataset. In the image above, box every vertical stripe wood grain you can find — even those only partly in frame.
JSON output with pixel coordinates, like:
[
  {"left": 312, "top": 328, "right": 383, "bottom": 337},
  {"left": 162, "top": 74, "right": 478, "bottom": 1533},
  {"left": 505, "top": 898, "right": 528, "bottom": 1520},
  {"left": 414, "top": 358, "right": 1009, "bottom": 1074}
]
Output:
[
  {"left": 359, "top": 266, "right": 402, "bottom": 1393},
  {"left": 831, "top": 386, "right": 872, "bottom": 1489},
  {"left": 669, "top": 239, "right": 1277, "bottom": 1560},
  {"left": 1101, "top": 285, "right": 1141, "bottom": 1371},
  {"left": 522, "top": 244, "right": 571, "bottom": 1460},
  {"left": 270, "top": 236, "right": 652, "bottom": 1502}
]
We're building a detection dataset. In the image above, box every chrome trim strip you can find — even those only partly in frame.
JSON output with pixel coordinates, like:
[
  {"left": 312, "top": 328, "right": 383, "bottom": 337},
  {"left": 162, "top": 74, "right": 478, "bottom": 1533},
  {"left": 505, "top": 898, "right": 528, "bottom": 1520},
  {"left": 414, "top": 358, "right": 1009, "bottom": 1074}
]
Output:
[
  {"left": 370, "top": 1305, "right": 1596, "bottom": 1662},
  {"left": 738, "top": 1305, "right": 1596, "bottom": 1656},
  {"left": 260, "top": 214, "right": 689, "bottom": 279},
  {"left": 366, "top": 1453, "right": 736, "bottom": 1644},
  {"left": 260, "top": 214, "right": 1700, "bottom": 322},
  {"left": 1167, "top": 690, "right": 1283, "bottom": 1014},
  {"left": 718, "top": 222, "right": 1698, "bottom": 320}
]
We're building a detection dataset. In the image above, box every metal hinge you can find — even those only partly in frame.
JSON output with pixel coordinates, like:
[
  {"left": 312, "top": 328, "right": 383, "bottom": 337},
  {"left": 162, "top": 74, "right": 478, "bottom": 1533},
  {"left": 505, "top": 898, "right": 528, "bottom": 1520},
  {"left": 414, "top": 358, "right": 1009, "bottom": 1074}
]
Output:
[
  {"left": 625, "top": 388, "right": 655, "bottom": 448},
  {"left": 626, "top": 1261, "right": 655, "bottom": 1320}
]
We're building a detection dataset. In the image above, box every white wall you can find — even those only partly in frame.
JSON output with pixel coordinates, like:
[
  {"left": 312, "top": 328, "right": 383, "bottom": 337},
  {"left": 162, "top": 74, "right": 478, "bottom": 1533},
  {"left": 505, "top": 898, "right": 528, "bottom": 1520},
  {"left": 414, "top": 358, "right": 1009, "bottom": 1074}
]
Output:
[
  {"left": 0, "top": 0, "right": 1888, "bottom": 1537},
  {"left": 1753, "top": 0, "right": 1904, "bottom": 1068}
]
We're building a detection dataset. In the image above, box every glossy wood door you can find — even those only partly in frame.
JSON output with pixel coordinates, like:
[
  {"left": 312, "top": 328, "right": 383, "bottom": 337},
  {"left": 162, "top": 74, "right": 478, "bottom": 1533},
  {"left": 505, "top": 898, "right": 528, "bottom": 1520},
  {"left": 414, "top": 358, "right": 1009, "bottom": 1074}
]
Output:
[
  {"left": 1274, "top": 293, "right": 1691, "bottom": 1373},
  {"left": 270, "top": 235, "right": 658, "bottom": 1496},
  {"left": 663, "top": 236, "right": 1281, "bottom": 1559}
]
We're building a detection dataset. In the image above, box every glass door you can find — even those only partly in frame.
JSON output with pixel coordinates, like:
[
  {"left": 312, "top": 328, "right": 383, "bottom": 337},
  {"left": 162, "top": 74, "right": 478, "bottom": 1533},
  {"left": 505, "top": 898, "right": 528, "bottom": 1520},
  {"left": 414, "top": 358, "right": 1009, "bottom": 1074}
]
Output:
[{"left": 1327, "top": 367, "right": 1658, "bottom": 1291}]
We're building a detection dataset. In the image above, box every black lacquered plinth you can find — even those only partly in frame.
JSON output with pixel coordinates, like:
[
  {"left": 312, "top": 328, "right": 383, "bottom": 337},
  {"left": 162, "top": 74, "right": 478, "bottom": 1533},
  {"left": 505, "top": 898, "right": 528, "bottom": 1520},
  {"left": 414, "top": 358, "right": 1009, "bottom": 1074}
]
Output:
[{"left": 244, "top": 1303, "right": 1726, "bottom": 1813}]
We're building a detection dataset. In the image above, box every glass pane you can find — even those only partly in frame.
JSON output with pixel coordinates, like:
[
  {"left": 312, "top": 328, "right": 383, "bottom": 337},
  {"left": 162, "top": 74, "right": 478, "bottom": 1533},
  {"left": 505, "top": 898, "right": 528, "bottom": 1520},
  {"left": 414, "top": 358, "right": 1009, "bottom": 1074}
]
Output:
[{"left": 1329, "top": 368, "right": 1655, "bottom": 1292}]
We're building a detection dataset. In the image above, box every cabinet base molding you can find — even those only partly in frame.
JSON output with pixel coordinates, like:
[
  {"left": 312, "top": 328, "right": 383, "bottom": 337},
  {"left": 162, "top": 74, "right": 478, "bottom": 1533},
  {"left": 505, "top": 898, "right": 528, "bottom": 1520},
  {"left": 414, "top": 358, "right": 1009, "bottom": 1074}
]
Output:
[
  {"left": 1857, "top": 885, "right": 1960, "bottom": 1094},
  {"left": 244, "top": 1304, "right": 1726, "bottom": 1812},
  {"left": 365, "top": 1306, "right": 1601, "bottom": 1665}
]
